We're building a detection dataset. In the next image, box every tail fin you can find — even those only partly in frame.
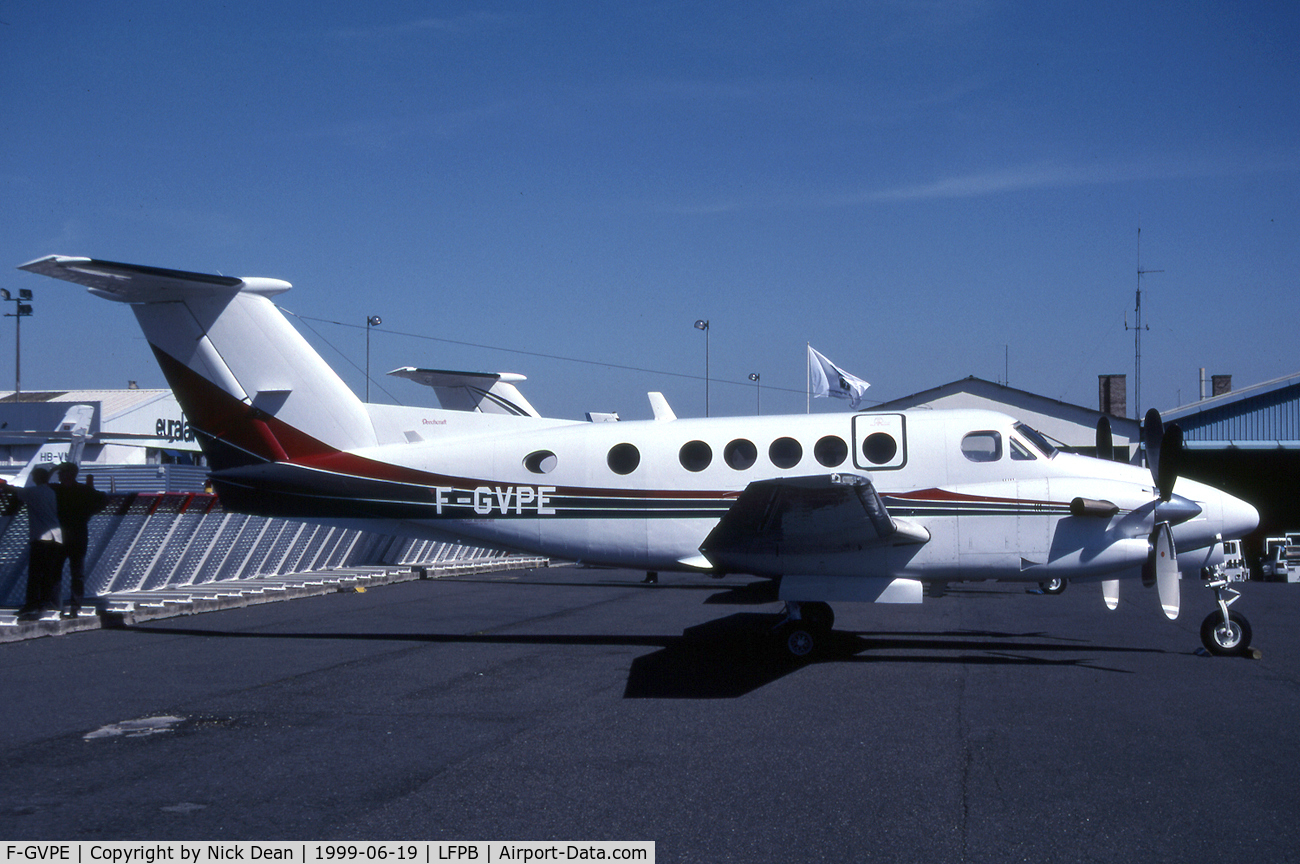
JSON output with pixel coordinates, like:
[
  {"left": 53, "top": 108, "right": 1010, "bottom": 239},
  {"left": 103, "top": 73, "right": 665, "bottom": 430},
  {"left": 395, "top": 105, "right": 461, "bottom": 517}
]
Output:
[
  {"left": 19, "top": 256, "right": 377, "bottom": 470},
  {"left": 387, "top": 367, "right": 541, "bottom": 417},
  {"left": 7, "top": 404, "right": 94, "bottom": 485}
]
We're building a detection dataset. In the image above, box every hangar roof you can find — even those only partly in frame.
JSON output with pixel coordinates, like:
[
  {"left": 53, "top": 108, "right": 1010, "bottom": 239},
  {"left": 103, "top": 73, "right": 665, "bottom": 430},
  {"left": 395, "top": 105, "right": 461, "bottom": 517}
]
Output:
[
  {"left": 873, "top": 376, "right": 1140, "bottom": 452},
  {"left": 1163, "top": 372, "right": 1300, "bottom": 446}
]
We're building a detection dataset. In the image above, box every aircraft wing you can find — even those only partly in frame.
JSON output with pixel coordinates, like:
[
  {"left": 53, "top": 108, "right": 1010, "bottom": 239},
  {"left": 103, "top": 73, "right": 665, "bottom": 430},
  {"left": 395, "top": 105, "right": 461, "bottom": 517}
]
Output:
[
  {"left": 699, "top": 473, "right": 929, "bottom": 574},
  {"left": 387, "top": 367, "right": 541, "bottom": 417}
]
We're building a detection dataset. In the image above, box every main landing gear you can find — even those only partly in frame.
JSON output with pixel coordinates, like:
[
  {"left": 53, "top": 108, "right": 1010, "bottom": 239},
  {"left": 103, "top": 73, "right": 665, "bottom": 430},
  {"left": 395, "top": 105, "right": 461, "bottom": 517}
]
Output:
[
  {"left": 774, "top": 601, "right": 834, "bottom": 659},
  {"left": 1200, "top": 567, "right": 1253, "bottom": 657}
]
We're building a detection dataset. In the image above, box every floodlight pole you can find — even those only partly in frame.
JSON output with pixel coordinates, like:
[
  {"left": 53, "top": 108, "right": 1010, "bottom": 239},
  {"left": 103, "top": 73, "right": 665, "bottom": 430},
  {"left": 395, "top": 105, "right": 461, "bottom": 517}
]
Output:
[
  {"left": 1, "top": 289, "right": 33, "bottom": 401},
  {"left": 694, "top": 319, "right": 710, "bottom": 417},
  {"left": 366, "top": 315, "right": 382, "bottom": 402},
  {"left": 749, "top": 372, "right": 761, "bottom": 415}
]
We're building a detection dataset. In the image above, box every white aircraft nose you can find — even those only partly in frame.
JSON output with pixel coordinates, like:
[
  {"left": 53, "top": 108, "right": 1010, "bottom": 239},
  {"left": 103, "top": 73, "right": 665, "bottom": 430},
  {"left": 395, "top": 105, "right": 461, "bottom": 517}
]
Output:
[{"left": 1221, "top": 491, "right": 1260, "bottom": 539}]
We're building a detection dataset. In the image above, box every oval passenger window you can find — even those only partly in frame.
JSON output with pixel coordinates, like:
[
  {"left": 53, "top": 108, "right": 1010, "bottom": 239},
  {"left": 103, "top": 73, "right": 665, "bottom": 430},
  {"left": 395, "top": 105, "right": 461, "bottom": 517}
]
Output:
[
  {"left": 607, "top": 443, "right": 641, "bottom": 475},
  {"left": 769, "top": 437, "right": 803, "bottom": 469},
  {"left": 679, "top": 440, "right": 712, "bottom": 472},
  {"left": 862, "top": 432, "right": 898, "bottom": 465}
]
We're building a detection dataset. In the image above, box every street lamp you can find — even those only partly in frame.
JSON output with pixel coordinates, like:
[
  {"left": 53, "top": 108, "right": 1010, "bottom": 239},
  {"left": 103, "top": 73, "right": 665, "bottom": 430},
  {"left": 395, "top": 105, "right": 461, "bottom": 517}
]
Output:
[
  {"left": 365, "top": 315, "right": 382, "bottom": 402},
  {"left": 749, "top": 372, "right": 761, "bottom": 415},
  {"left": 694, "top": 319, "right": 709, "bottom": 417},
  {"left": 1, "top": 289, "right": 33, "bottom": 400}
]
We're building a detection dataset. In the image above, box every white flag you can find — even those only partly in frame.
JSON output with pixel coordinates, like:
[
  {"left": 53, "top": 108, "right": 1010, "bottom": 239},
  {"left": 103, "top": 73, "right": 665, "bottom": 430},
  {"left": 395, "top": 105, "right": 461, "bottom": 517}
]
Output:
[{"left": 808, "top": 345, "right": 869, "bottom": 409}]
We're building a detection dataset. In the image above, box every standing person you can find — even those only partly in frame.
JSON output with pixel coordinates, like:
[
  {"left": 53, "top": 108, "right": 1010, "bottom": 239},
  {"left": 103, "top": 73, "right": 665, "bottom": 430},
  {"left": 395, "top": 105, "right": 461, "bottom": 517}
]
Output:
[
  {"left": 0, "top": 467, "right": 63, "bottom": 621},
  {"left": 54, "top": 462, "right": 108, "bottom": 618}
]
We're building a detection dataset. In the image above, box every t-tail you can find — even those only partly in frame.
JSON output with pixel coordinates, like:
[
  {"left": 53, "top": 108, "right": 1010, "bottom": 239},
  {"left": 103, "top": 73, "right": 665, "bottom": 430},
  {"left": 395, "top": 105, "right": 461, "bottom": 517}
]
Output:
[
  {"left": 4, "top": 403, "right": 95, "bottom": 485},
  {"left": 18, "top": 256, "right": 377, "bottom": 472}
]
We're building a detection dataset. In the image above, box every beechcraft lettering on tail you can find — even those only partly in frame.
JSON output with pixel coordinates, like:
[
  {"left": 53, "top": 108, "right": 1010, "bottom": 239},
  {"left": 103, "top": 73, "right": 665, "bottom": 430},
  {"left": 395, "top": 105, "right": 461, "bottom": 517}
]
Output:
[{"left": 20, "top": 255, "right": 1262, "bottom": 658}]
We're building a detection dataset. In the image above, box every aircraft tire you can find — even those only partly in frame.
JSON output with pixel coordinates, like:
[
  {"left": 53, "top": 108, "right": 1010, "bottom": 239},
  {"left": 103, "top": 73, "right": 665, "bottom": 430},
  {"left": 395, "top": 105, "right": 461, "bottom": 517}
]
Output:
[
  {"left": 779, "top": 623, "right": 818, "bottom": 660},
  {"left": 1200, "top": 610, "right": 1252, "bottom": 657},
  {"left": 1040, "top": 578, "right": 1067, "bottom": 595}
]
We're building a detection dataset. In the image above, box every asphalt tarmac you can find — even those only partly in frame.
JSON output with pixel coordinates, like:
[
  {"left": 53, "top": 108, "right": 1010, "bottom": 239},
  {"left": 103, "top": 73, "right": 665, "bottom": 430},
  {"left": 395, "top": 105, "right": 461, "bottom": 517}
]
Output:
[{"left": 3, "top": 566, "right": 1299, "bottom": 862}]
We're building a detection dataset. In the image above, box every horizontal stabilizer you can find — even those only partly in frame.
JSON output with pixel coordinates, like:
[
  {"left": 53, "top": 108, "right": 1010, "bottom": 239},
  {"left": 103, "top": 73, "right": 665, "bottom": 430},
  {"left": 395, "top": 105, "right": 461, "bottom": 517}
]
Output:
[
  {"left": 19, "top": 255, "right": 291, "bottom": 301},
  {"left": 388, "top": 367, "right": 541, "bottom": 418}
]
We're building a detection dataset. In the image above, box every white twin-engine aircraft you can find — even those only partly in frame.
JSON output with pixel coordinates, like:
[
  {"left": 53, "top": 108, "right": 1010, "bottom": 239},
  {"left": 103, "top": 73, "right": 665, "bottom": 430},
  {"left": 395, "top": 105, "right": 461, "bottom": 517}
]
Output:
[{"left": 21, "top": 255, "right": 1261, "bottom": 657}]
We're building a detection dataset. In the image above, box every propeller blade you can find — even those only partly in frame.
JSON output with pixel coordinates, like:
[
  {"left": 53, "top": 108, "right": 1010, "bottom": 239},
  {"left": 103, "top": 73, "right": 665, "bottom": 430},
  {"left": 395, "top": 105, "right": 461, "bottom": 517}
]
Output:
[
  {"left": 1096, "top": 416, "right": 1113, "bottom": 462},
  {"left": 1152, "top": 522, "right": 1180, "bottom": 620},
  {"left": 1102, "top": 579, "right": 1119, "bottom": 610},
  {"left": 1156, "top": 423, "right": 1183, "bottom": 502},
  {"left": 1143, "top": 408, "right": 1164, "bottom": 489}
]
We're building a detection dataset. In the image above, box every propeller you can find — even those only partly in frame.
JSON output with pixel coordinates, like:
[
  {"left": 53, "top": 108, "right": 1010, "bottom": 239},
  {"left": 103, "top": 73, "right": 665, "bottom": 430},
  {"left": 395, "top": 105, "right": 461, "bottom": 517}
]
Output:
[
  {"left": 1143, "top": 408, "right": 1185, "bottom": 502},
  {"left": 1143, "top": 409, "right": 1183, "bottom": 618},
  {"left": 1108, "top": 410, "right": 1188, "bottom": 617},
  {"left": 1151, "top": 522, "right": 1180, "bottom": 620},
  {"left": 1143, "top": 408, "right": 1164, "bottom": 488},
  {"left": 1095, "top": 416, "right": 1113, "bottom": 462}
]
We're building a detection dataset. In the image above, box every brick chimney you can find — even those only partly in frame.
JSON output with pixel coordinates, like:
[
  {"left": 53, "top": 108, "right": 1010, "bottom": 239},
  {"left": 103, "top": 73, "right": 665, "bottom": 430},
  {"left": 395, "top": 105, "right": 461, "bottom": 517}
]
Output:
[{"left": 1099, "top": 374, "right": 1126, "bottom": 417}]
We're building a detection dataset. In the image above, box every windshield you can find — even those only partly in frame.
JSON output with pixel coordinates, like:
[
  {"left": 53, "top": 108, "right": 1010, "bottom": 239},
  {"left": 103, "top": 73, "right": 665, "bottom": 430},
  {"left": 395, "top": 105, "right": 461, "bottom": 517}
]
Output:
[{"left": 1014, "top": 422, "right": 1057, "bottom": 458}]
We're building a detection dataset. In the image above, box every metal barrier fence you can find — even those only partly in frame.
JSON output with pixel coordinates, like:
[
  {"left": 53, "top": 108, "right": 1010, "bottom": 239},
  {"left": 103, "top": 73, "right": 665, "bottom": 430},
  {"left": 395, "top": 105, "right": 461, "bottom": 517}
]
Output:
[{"left": 0, "top": 492, "right": 532, "bottom": 610}]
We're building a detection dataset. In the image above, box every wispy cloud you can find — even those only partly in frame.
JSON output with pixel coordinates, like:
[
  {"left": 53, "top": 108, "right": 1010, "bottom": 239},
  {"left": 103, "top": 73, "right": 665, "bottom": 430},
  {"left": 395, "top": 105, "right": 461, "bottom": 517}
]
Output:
[
  {"left": 864, "top": 162, "right": 1100, "bottom": 201},
  {"left": 641, "top": 151, "right": 1300, "bottom": 216},
  {"left": 859, "top": 153, "right": 1300, "bottom": 203}
]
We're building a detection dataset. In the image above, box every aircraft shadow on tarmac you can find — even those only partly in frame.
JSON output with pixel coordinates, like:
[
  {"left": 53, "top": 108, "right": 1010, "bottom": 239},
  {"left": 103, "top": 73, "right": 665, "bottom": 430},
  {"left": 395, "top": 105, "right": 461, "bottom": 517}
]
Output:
[
  {"left": 126, "top": 608, "right": 1164, "bottom": 700},
  {"left": 620, "top": 614, "right": 1167, "bottom": 698}
]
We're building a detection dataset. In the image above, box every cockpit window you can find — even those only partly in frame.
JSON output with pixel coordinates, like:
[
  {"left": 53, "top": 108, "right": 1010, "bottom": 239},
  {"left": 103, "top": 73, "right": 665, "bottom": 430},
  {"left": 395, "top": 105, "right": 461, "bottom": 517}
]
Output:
[
  {"left": 961, "top": 431, "right": 1002, "bottom": 462},
  {"left": 1014, "top": 423, "right": 1057, "bottom": 458},
  {"left": 1010, "top": 438, "right": 1036, "bottom": 461}
]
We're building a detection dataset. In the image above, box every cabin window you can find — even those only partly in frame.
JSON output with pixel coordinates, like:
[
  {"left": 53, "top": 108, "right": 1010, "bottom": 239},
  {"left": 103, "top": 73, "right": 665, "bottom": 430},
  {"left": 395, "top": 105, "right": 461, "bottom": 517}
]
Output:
[
  {"left": 961, "top": 431, "right": 1002, "bottom": 462},
  {"left": 862, "top": 432, "right": 898, "bottom": 465},
  {"left": 769, "top": 437, "right": 803, "bottom": 469},
  {"left": 607, "top": 442, "right": 641, "bottom": 475},
  {"left": 814, "top": 435, "right": 848, "bottom": 467},
  {"left": 724, "top": 438, "right": 757, "bottom": 470},
  {"left": 524, "top": 450, "right": 557, "bottom": 474},
  {"left": 679, "top": 440, "right": 713, "bottom": 472}
]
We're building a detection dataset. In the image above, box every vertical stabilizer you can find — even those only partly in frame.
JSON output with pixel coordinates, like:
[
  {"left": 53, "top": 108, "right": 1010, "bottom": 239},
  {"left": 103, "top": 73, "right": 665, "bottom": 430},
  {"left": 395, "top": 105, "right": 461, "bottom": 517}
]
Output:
[{"left": 18, "top": 256, "right": 378, "bottom": 469}]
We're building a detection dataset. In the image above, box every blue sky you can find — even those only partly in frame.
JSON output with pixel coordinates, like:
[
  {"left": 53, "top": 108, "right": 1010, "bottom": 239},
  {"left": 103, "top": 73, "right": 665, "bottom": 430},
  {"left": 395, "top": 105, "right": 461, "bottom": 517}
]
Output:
[{"left": 2, "top": 1, "right": 1297, "bottom": 421}]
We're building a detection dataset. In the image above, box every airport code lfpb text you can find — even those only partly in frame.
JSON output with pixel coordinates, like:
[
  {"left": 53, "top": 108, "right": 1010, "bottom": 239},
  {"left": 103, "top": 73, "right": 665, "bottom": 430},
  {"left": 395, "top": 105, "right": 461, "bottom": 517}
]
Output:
[{"left": 4, "top": 845, "right": 653, "bottom": 864}]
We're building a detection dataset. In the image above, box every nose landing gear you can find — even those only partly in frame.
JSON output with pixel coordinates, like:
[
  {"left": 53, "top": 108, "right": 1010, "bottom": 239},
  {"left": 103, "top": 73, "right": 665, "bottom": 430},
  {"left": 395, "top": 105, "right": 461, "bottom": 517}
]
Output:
[{"left": 1200, "top": 567, "right": 1253, "bottom": 657}]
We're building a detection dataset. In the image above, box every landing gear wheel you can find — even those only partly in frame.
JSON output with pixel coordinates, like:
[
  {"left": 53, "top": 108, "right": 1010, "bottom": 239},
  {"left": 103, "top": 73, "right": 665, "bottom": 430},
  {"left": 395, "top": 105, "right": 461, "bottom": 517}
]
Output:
[
  {"left": 1200, "top": 609, "right": 1253, "bottom": 657},
  {"left": 1039, "top": 577, "right": 1067, "bottom": 595},
  {"left": 800, "top": 601, "right": 834, "bottom": 632},
  {"left": 781, "top": 623, "right": 817, "bottom": 659}
]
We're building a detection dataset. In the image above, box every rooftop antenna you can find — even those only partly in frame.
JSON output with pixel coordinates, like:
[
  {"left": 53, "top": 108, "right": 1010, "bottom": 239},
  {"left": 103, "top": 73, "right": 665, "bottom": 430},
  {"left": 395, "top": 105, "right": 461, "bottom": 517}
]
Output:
[{"left": 1125, "top": 226, "right": 1162, "bottom": 419}]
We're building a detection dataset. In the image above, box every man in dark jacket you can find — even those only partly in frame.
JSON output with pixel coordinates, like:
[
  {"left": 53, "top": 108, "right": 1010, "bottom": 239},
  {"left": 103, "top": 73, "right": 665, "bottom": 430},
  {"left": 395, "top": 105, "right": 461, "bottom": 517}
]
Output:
[
  {"left": 0, "top": 467, "right": 63, "bottom": 620},
  {"left": 54, "top": 462, "right": 109, "bottom": 618}
]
